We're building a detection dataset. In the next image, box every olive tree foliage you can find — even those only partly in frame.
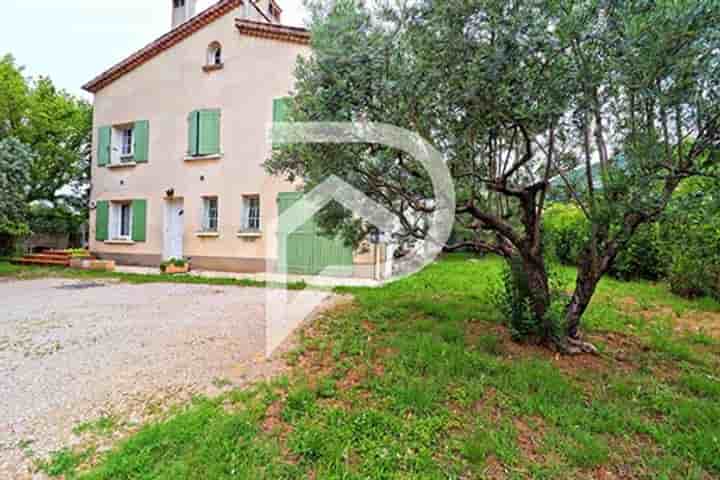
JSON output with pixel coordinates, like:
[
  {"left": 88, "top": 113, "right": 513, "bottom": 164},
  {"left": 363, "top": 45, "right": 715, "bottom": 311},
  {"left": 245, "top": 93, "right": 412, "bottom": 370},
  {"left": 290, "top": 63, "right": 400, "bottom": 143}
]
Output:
[
  {"left": 266, "top": 0, "right": 720, "bottom": 352},
  {"left": 0, "top": 137, "right": 33, "bottom": 236}
]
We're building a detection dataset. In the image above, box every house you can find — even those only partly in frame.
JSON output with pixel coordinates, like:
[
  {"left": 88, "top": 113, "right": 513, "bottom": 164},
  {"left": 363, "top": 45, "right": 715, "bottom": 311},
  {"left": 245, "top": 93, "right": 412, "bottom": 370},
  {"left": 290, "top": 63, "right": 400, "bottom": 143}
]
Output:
[{"left": 83, "top": 0, "right": 387, "bottom": 278}]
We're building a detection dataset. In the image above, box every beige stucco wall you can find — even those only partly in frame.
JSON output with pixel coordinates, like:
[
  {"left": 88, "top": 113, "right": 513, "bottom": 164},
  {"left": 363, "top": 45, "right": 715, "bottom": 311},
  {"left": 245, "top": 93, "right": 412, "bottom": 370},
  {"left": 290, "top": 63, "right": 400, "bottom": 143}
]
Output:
[{"left": 89, "top": 9, "right": 381, "bottom": 277}]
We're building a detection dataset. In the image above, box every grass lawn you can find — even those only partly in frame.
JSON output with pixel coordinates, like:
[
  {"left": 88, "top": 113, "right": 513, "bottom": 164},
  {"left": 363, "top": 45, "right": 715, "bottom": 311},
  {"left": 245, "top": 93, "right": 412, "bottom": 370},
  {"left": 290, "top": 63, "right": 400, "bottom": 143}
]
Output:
[{"left": 25, "top": 255, "right": 720, "bottom": 479}]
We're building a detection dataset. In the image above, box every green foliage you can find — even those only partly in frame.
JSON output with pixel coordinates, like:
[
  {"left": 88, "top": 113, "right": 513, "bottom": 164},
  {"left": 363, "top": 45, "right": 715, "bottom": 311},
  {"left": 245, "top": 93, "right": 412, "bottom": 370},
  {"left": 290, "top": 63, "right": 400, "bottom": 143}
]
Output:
[
  {"left": 493, "top": 256, "right": 566, "bottom": 341},
  {"left": 0, "top": 137, "right": 32, "bottom": 236},
  {"left": 0, "top": 54, "right": 92, "bottom": 207},
  {"left": 544, "top": 203, "right": 667, "bottom": 280},
  {"left": 662, "top": 178, "right": 720, "bottom": 299},
  {"left": 159, "top": 258, "right": 188, "bottom": 272},
  {"left": 28, "top": 203, "right": 84, "bottom": 235},
  {"left": 543, "top": 204, "right": 589, "bottom": 265},
  {"left": 494, "top": 256, "right": 537, "bottom": 340}
]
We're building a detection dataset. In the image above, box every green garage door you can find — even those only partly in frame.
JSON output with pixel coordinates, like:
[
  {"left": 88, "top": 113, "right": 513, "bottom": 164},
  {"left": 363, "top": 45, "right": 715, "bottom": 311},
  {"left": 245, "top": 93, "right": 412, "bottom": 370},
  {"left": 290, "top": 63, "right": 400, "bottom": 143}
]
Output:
[{"left": 277, "top": 192, "right": 354, "bottom": 276}]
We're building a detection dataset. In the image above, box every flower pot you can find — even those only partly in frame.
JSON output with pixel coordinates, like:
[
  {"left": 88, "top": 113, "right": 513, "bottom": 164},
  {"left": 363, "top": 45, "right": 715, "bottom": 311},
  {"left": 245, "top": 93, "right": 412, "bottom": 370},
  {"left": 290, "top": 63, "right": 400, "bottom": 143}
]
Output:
[
  {"left": 162, "top": 263, "right": 189, "bottom": 274},
  {"left": 86, "top": 260, "right": 115, "bottom": 271}
]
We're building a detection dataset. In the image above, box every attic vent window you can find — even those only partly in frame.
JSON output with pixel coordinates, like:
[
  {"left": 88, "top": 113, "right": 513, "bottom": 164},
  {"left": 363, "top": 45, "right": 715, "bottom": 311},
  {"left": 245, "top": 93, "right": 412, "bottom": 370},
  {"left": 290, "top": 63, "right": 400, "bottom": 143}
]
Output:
[{"left": 204, "top": 42, "right": 223, "bottom": 72}]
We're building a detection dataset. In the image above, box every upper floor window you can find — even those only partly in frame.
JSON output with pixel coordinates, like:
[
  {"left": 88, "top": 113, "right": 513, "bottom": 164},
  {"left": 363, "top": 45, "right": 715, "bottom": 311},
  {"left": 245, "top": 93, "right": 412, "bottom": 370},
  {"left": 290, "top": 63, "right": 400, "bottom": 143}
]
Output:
[
  {"left": 120, "top": 127, "right": 134, "bottom": 158},
  {"left": 173, "top": 0, "right": 185, "bottom": 8},
  {"left": 97, "top": 121, "right": 149, "bottom": 167},
  {"left": 207, "top": 42, "right": 222, "bottom": 67}
]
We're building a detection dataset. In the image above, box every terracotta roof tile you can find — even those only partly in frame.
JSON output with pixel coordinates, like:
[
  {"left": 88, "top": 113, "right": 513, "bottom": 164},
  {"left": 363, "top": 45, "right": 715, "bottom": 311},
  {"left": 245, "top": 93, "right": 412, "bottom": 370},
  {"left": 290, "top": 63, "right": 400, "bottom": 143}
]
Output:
[{"left": 235, "top": 19, "right": 310, "bottom": 45}]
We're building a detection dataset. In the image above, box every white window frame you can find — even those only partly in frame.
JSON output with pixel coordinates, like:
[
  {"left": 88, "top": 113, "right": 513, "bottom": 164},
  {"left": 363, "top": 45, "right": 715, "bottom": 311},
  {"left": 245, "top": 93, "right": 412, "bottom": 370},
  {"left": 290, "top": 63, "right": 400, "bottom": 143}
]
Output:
[
  {"left": 207, "top": 44, "right": 222, "bottom": 66},
  {"left": 120, "top": 127, "right": 134, "bottom": 158},
  {"left": 110, "top": 201, "right": 133, "bottom": 240},
  {"left": 111, "top": 124, "right": 134, "bottom": 164},
  {"left": 202, "top": 197, "right": 219, "bottom": 232},
  {"left": 241, "top": 195, "right": 261, "bottom": 232}
]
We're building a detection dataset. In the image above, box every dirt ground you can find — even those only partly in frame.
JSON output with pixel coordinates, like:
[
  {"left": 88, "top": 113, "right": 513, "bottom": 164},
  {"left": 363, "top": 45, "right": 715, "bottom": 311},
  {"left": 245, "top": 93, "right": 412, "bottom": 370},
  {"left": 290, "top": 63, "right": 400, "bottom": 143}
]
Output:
[{"left": 0, "top": 278, "right": 330, "bottom": 478}]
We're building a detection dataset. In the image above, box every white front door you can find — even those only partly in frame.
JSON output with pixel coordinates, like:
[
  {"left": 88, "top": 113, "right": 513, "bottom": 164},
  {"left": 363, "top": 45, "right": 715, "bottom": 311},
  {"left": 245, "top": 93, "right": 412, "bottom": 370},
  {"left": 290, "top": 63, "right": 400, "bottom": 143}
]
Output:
[{"left": 164, "top": 198, "right": 184, "bottom": 260}]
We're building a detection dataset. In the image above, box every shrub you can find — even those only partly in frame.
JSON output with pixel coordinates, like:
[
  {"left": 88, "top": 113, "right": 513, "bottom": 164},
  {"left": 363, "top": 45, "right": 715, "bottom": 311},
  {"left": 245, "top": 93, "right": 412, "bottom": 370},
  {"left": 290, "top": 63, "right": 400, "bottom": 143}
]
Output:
[
  {"left": 493, "top": 256, "right": 565, "bottom": 342},
  {"left": 543, "top": 204, "right": 589, "bottom": 265},
  {"left": 611, "top": 223, "right": 666, "bottom": 281},
  {"left": 160, "top": 258, "right": 188, "bottom": 273},
  {"left": 543, "top": 203, "right": 666, "bottom": 281}
]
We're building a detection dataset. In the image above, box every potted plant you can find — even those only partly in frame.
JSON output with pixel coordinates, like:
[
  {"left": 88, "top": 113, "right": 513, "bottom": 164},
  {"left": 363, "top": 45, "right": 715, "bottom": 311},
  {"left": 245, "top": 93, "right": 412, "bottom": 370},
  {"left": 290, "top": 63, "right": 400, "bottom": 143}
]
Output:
[{"left": 160, "top": 258, "right": 190, "bottom": 274}]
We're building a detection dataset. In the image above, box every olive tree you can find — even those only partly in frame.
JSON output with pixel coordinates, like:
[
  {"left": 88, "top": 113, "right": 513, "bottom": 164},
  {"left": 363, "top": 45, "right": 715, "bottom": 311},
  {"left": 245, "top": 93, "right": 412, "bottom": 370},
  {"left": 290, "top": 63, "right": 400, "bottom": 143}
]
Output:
[{"left": 267, "top": 0, "right": 720, "bottom": 352}]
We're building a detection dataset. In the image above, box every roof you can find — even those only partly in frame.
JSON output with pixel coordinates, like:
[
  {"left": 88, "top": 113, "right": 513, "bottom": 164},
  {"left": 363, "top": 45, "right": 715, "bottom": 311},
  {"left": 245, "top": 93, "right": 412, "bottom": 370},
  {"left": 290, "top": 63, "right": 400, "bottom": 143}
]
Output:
[
  {"left": 235, "top": 19, "right": 310, "bottom": 45},
  {"left": 82, "top": 0, "right": 310, "bottom": 94}
]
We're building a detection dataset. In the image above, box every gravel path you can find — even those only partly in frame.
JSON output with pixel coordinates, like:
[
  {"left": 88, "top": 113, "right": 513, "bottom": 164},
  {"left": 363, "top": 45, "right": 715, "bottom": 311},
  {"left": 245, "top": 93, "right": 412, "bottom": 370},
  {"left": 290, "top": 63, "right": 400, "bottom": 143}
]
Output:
[{"left": 0, "top": 278, "right": 329, "bottom": 478}]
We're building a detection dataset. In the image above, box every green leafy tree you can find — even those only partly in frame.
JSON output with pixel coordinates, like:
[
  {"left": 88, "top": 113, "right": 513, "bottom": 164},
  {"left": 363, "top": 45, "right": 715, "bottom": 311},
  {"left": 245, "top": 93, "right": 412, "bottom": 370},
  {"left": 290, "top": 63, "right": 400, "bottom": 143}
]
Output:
[
  {"left": 20, "top": 76, "right": 92, "bottom": 204},
  {"left": 268, "top": 0, "right": 720, "bottom": 352},
  {"left": 0, "top": 54, "right": 92, "bottom": 206},
  {"left": 0, "top": 137, "right": 33, "bottom": 236},
  {"left": 0, "top": 55, "right": 28, "bottom": 138}
]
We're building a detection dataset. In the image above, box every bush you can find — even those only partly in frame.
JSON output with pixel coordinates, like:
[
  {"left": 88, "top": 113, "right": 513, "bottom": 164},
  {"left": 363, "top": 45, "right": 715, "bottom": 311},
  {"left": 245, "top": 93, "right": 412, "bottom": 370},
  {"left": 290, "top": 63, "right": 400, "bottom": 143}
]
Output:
[
  {"left": 160, "top": 258, "right": 188, "bottom": 272},
  {"left": 661, "top": 181, "right": 720, "bottom": 299},
  {"left": 493, "top": 256, "right": 565, "bottom": 342},
  {"left": 543, "top": 203, "right": 666, "bottom": 281},
  {"left": 543, "top": 204, "right": 589, "bottom": 265},
  {"left": 611, "top": 223, "right": 666, "bottom": 281}
]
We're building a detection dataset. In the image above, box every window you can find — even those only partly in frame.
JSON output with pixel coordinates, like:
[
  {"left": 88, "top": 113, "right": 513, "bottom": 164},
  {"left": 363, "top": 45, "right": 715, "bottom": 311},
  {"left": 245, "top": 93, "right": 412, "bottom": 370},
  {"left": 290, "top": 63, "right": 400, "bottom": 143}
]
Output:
[
  {"left": 98, "top": 121, "right": 148, "bottom": 167},
  {"left": 242, "top": 195, "right": 261, "bottom": 231},
  {"left": 120, "top": 127, "right": 134, "bottom": 158},
  {"left": 202, "top": 197, "right": 219, "bottom": 232},
  {"left": 111, "top": 201, "right": 132, "bottom": 240},
  {"left": 110, "top": 125, "right": 134, "bottom": 164},
  {"left": 207, "top": 42, "right": 222, "bottom": 67},
  {"left": 174, "top": 0, "right": 185, "bottom": 8}
]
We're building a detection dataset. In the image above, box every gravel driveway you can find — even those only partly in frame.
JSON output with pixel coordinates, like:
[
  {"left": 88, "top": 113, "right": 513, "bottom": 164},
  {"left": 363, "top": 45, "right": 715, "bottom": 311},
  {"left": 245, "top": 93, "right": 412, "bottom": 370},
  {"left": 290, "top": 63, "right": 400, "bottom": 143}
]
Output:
[{"left": 0, "top": 278, "right": 330, "bottom": 478}]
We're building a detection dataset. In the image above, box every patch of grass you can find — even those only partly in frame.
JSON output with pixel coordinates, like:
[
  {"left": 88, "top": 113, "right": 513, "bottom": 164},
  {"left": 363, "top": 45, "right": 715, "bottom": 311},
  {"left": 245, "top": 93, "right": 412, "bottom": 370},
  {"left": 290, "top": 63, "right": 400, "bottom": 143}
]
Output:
[
  {"left": 463, "top": 417, "right": 519, "bottom": 467},
  {"left": 73, "top": 416, "right": 119, "bottom": 437},
  {"left": 40, "top": 255, "right": 720, "bottom": 478},
  {"left": 37, "top": 448, "right": 93, "bottom": 478}
]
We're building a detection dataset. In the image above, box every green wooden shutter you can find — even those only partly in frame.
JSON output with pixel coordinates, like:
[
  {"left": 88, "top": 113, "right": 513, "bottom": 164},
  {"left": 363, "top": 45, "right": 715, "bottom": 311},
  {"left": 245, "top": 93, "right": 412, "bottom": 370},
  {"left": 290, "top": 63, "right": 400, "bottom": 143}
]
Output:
[
  {"left": 188, "top": 111, "right": 199, "bottom": 156},
  {"left": 198, "top": 109, "right": 221, "bottom": 155},
  {"left": 98, "top": 126, "right": 111, "bottom": 166},
  {"left": 131, "top": 199, "right": 147, "bottom": 242},
  {"left": 95, "top": 201, "right": 109, "bottom": 241},
  {"left": 273, "top": 97, "right": 291, "bottom": 122},
  {"left": 133, "top": 120, "right": 149, "bottom": 163}
]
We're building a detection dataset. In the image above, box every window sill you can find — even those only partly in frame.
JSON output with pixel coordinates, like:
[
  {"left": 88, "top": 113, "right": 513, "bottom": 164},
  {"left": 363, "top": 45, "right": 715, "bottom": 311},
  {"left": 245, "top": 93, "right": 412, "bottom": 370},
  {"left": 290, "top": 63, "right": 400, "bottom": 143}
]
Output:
[
  {"left": 184, "top": 153, "right": 223, "bottom": 162},
  {"left": 104, "top": 239, "right": 135, "bottom": 245},
  {"left": 108, "top": 162, "right": 137, "bottom": 169},
  {"left": 196, "top": 231, "right": 220, "bottom": 238},
  {"left": 202, "top": 63, "right": 224, "bottom": 73},
  {"left": 237, "top": 231, "right": 262, "bottom": 238}
]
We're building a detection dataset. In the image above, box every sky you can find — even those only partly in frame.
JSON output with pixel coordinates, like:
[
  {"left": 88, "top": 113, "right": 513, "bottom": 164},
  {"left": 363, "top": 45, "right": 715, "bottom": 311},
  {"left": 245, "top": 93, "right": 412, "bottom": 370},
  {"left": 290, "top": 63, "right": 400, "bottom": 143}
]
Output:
[{"left": 0, "top": 0, "right": 307, "bottom": 100}]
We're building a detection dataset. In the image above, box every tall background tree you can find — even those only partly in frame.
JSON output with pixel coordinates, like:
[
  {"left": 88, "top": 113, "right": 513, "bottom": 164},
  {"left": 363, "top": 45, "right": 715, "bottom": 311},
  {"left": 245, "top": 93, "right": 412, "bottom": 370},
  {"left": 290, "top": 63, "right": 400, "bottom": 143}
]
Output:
[
  {"left": 267, "top": 0, "right": 720, "bottom": 352},
  {"left": 0, "top": 54, "right": 92, "bottom": 251}
]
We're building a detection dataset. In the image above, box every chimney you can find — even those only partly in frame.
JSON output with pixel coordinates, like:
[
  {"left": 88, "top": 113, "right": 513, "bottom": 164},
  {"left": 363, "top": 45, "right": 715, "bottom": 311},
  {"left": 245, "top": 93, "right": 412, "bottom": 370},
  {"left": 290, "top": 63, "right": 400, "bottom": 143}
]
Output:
[{"left": 172, "top": 0, "right": 197, "bottom": 29}]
